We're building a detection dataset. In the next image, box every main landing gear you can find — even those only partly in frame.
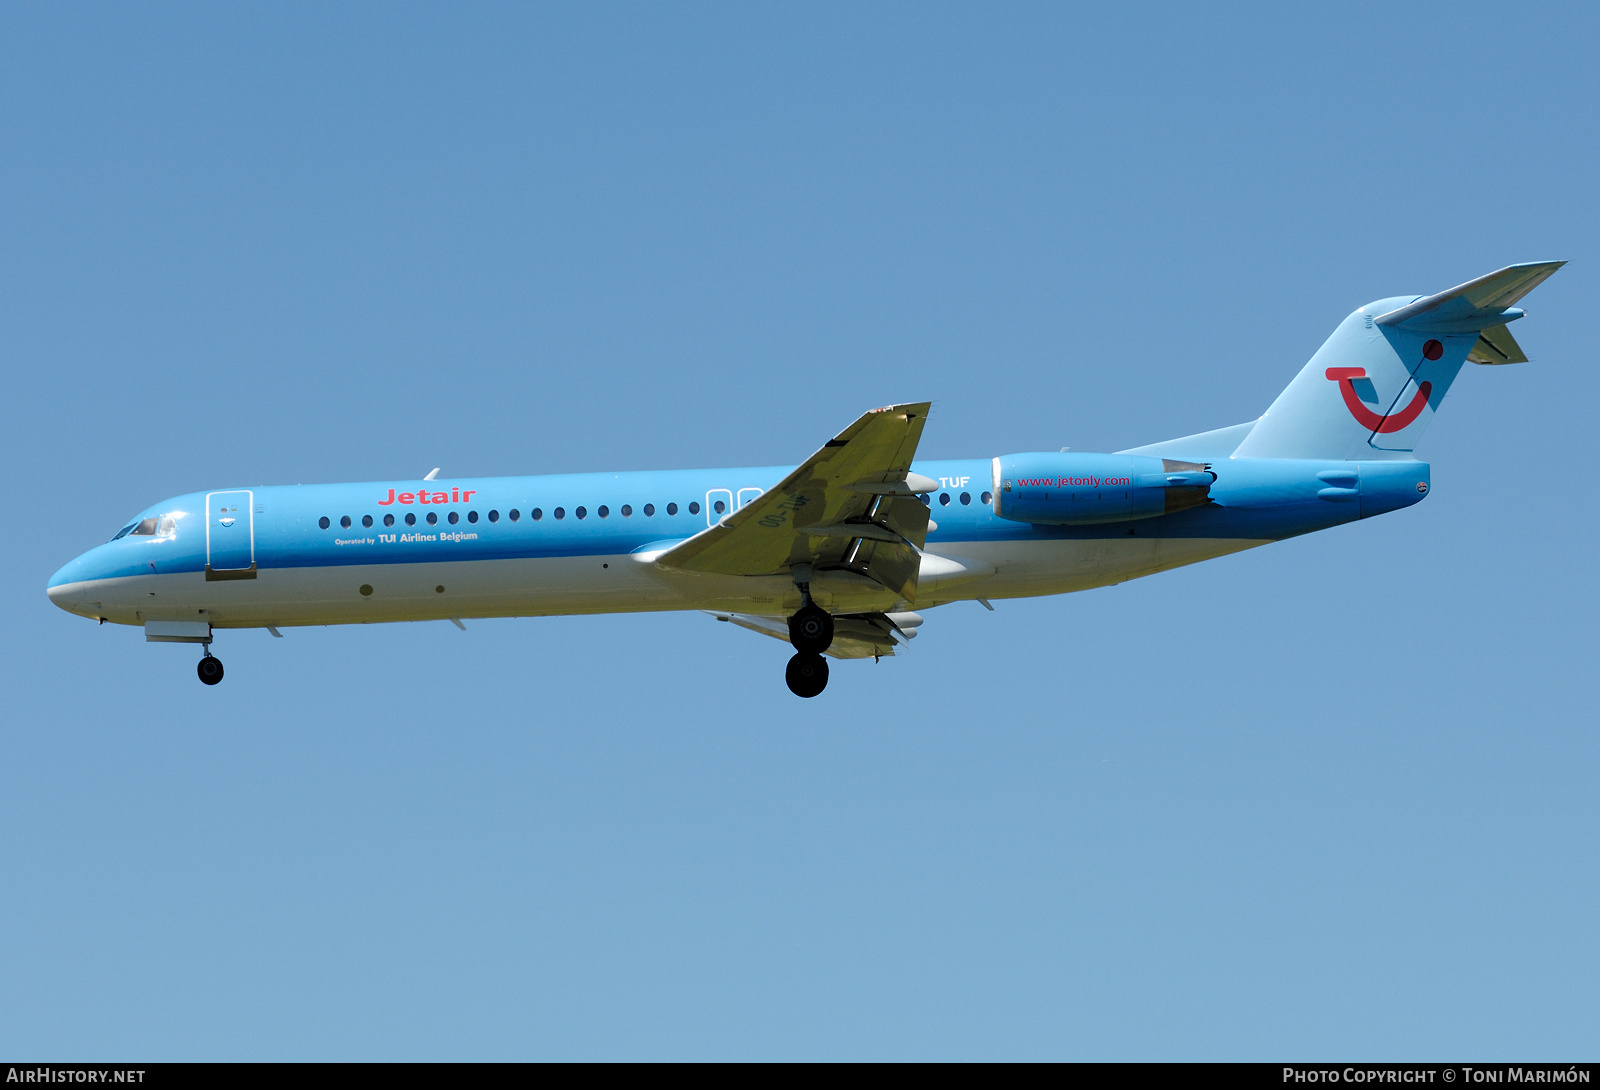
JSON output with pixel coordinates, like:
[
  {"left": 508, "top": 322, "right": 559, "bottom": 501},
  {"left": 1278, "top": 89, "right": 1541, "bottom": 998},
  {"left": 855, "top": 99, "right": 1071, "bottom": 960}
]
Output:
[
  {"left": 784, "top": 564, "right": 833, "bottom": 698},
  {"left": 197, "top": 647, "right": 224, "bottom": 686},
  {"left": 787, "top": 603, "right": 834, "bottom": 654}
]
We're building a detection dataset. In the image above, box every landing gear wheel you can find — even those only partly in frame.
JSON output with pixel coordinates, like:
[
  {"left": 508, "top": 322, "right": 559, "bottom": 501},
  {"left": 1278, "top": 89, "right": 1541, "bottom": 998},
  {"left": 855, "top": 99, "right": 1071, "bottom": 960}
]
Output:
[
  {"left": 785, "top": 652, "right": 829, "bottom": 698},
  {"left": 788, "top": 604, "right": 834, "bottom": 654},
  {"left": 197, "top": 656, "right": 224, "bottom": 686}
]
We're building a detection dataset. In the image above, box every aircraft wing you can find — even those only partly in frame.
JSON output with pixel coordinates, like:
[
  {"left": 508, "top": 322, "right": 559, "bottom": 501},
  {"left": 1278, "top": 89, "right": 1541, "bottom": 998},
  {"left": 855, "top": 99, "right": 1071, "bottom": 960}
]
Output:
[{"left": 655, "top": 403, "right": 935, "bottom": 601}]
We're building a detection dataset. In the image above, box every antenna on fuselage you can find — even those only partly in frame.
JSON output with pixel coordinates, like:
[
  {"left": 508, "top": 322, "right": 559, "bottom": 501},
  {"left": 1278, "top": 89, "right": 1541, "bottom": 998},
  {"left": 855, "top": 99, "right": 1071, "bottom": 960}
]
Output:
[{"left": 423, "top": 468, "right": 441, "bottom": 481}]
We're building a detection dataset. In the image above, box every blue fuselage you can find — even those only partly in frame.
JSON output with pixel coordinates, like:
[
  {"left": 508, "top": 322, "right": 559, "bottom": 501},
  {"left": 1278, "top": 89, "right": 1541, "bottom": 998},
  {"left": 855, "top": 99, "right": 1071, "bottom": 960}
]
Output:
[{"left": 47, "top": 455, "right": 1428, "bottom": 631}]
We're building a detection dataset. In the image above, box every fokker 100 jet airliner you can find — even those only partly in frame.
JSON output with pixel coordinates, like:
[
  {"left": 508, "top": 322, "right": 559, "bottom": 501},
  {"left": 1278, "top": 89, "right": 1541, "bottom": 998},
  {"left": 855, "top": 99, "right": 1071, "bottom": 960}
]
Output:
[{"left": 48, "top": 262, "right": 1563, "bottom": 696}]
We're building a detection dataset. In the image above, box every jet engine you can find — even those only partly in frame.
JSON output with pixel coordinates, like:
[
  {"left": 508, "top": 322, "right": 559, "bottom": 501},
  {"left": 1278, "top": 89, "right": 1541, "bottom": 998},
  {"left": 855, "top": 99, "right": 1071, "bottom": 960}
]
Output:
[{"left": 991, "top": 453, "right": 1215, "bottom": 526}]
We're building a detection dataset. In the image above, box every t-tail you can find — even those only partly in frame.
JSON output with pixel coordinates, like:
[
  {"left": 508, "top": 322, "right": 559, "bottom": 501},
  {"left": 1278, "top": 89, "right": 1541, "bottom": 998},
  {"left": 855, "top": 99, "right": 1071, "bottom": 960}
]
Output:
[{"left": 1230, "top": 261, "right": 1566, "bottom": 460}]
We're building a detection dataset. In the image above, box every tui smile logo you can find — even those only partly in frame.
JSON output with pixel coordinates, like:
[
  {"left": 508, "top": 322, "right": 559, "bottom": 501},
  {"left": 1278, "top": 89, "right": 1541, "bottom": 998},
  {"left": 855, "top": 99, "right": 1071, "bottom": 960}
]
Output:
[
  {"left": 1324, "top": 367, "right": 1432, "bottom": 433},
  {"left": 1325, "top": 339, "right": 1443, "bottom": 434}
]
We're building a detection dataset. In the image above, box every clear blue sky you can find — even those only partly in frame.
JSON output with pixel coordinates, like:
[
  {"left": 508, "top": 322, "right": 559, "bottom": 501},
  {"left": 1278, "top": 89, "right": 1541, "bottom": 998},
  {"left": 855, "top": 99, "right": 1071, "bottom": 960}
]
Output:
[{"left": 3, "top": 2, "right": 1596, "bottom": 1060}]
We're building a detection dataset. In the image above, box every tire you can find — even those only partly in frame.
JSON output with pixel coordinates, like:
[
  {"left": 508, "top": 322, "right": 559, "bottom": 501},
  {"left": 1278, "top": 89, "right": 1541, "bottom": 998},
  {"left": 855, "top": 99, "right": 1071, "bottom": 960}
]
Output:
[
  {"left": 787, "top": 604, "right": 834, "bottom": 654},
  {"left": 785, "top": 652, "right": 829, "bottom": 698},
  {"left": 197, "top": 656, "right": 225, "bottom": 686}
]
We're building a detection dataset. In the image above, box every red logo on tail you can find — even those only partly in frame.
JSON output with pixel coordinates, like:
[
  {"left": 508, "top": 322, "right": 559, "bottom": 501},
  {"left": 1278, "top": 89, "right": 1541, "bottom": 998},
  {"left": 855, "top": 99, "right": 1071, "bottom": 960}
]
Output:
[{"left": 1324, "top": 368, "right": 1432, "bottom": 433}]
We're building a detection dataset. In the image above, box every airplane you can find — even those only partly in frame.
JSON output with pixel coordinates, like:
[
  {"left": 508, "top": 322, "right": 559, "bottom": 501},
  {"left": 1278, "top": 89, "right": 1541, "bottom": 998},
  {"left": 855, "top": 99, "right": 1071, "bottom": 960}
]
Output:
[{"left": 47, "top": 261, "right": 1564, "bottom": 697}]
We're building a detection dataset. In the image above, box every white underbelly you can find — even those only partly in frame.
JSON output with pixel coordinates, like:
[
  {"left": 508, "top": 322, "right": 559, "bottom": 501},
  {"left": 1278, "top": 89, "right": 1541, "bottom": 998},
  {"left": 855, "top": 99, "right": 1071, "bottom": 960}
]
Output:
[
  {"left": 86, "top": 555, "right": 679, "bottom": 628},
  {"left": 71, "top": 535, "right": 1273, "bottom": 628}
]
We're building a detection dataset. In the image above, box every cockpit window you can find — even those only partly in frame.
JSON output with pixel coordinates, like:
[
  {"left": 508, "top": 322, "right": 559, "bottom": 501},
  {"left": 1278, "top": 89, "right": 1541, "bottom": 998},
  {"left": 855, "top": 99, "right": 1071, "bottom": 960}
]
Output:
[{"left": 112, "top": 514, "right": 178, "bottom": 541}]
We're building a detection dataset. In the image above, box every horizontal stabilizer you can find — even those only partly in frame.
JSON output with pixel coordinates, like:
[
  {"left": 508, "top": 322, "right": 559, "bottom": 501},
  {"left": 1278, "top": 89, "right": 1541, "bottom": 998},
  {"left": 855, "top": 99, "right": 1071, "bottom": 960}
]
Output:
[
  {"left": 1375, "top": 261, "right": 1565, "bottom": 334},
  {"left": 1467, "top": 323, "right": 1528, "bottom": 365}
]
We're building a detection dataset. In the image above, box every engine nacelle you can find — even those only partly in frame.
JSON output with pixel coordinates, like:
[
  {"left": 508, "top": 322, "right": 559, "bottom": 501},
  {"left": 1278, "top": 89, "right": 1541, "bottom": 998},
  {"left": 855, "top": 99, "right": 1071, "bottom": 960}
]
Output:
[{"left": 991, "top": 453, "right": 1215, "bottom": 525}]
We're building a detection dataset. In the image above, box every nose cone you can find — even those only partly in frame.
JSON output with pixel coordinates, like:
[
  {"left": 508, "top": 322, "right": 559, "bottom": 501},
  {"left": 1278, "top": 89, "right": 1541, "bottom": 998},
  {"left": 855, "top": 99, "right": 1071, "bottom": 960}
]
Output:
[{"left": 47, "top": 554, "right": 95, "bottom": 616}]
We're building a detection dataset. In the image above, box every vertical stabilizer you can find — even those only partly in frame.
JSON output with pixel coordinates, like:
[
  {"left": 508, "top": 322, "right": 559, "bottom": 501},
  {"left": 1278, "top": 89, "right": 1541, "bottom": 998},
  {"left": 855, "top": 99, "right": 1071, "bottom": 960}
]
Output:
[{"left": 1233, "top": 262, "right": 1563, "bottom": 460}]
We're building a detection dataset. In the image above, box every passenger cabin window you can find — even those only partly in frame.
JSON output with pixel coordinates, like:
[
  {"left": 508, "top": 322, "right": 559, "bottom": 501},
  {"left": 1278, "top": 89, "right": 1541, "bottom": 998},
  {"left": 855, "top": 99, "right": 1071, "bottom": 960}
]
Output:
[
  {"left": 467, "top": 510, "right": 478, "bottom": 523},
  {"left": 487, "top": 510, "right": 498, "bottom": 523},
  {"left": 621, "top": 505, "right": 632, "bottom": 517},
  {"left": 713, "top": 499, "right": 726, "bottom": 515},
  {"left": 405, "top": 513, "right": 416, "bottom": 526},
  {"left": 384, "top": 514, "right": 395, "bottom": 527},
  {"left": 960, "top": 492, "right": 971, "bottom": 505},
  {"left": 340, "top": 516, "right": 352, "bottom": 529},
  {"left": 362, "top": 515, "right": 373, "bottom": 528},
  {"left": 939, "top": 493, "right": 950, "bottom": 505},
  {"left": 688, "top": 502, "right": 700, "bottom": 515},
  {"left": 643, "top": 503, "right": 655, "bottom": 516},
  {"left": 319, "top": 516, "right": 331, "bottom": 530},
  {"left": 576, "top": 507, "right": 587, "bottom": 519},
  {"left": 448, "top": 511, "right": 459, "bottom": 524},
  {"left": 666, "top": 503, "right": 678, "bottom": 515},
  {"left": 598, "top": 505, "right": 609, "bottom": 518},
  {"left": 553, "top": 508, "right": 564, "bottom": 520},
  {"left": 981, "top": 491, "right": 993, "bottom": 504},
  {"left": 508, "top": 509, "right": 519, "bottom": 522},
  {"left": 426, "top": 512, "right": 438, "bottom": 525}
]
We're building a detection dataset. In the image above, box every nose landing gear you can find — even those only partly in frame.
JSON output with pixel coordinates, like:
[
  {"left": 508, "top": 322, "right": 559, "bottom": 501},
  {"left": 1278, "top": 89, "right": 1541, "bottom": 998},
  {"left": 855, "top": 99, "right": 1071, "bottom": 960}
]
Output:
[{"left": 197, "top": 648, "right": 224, "bottom": 686}]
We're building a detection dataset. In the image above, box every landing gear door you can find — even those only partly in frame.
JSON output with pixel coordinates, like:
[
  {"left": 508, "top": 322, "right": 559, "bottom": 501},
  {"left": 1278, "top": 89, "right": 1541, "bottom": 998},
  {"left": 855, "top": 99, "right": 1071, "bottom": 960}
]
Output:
[{"left": 205, "top": 490, "right": 256, "bottom": 578}]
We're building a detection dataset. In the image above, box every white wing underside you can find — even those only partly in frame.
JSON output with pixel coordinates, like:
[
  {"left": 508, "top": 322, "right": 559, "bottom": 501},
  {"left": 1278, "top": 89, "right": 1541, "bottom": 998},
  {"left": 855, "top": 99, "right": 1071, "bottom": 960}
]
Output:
[{"left": 708, "top": 610, "right": 921, "bottom": 659}]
